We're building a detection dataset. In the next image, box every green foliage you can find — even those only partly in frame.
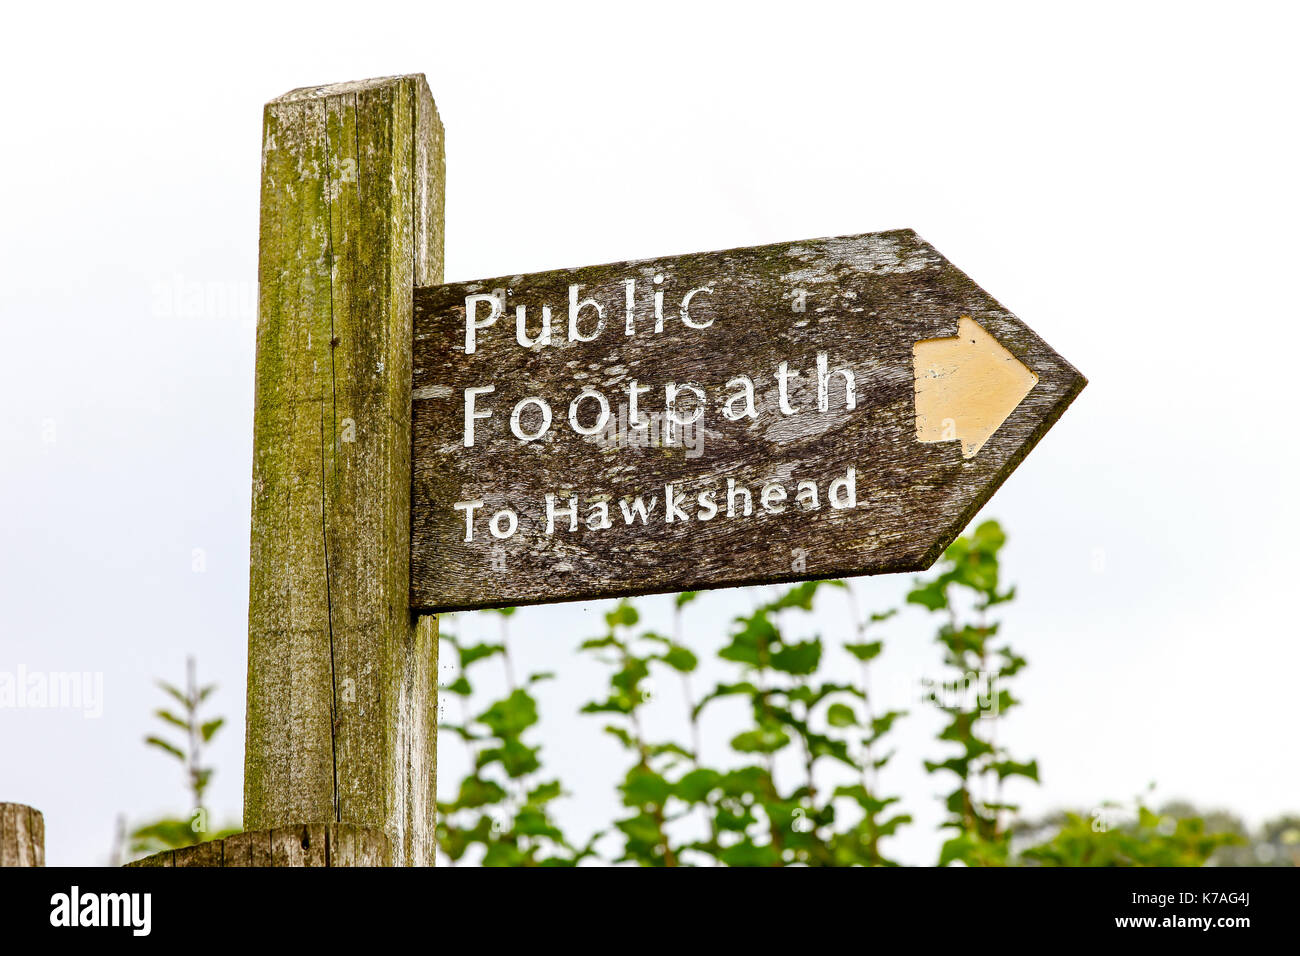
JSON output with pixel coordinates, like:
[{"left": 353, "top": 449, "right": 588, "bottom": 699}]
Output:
[
  {"left": 131, "top": 521, "right": 1258, "bottom": 867},
  {"left": 129, "top": 657, "right": 238, "bottom": 859},
  {"left": 441, "top": 520, "right": 1249, "bottom": 867},
  {"left": 437, "top": 609, "right": 598, "bottom": 866},
  {"left": 1019, "top": 801, "right": 1242, "bottom": 866},
  {"left": 907, "top": 519, "right": 1033, "bottom": 865},
  {"left": 573, "top": 578, "right": 908, "bottom": 866}
]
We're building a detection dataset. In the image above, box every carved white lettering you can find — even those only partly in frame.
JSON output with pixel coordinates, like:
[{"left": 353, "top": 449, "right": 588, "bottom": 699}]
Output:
[
  {"left": 454, "top": 499, "right": 484, "bottom": 541},
  {"left": 723, "top": 376, "right": 757, "bottom": 421},
  {"left": 777, "top": 361, "right": 800, "bottom": 415},
  {"left": 680, "top": 286, "right": 713, "bottom": 329},
  {"left": 817, "top": 352, "right": 856, "bottom": 411},
  {"left": 795, "top": 480, "right": 820, "bottom": 511},
  {"left": 546, "top": 494, "right": 579, "bottom": 534},
  {"left": 619, "top": 495, "right": 657, "bottom": 525},
  {"left": 490, "top": 508, "right": 518, "bottom": 539},
  {"left": 830, "top": 467, "right": 857, "bottom": 509},
  {"left": 464, "top": 385, "right": 495, "bottom": 447},
  {"left": 586, "top": 501, "right": 612, "bottom": 530},
  {"left": 665, "top": 483, "right": 689, "bottom": 522},
  {"left": 697, "top": 489, "right": 718, "bottom": 520},
  {"left": 727, "top": 478, "right": 752, "bottom": 517},
  {"left": 761, "top": 481, "right": 787, "bottom": 514},
  {"left": 568, "top": 284, "right": 605, "bottom": 342},
  {"left": 511, "top": 396, "right": 553, "bottom": 442},
  {"left": 464, "top": 293, "right": 502, "bottom": 354},
  {"left": 569, "top": 388, "right": 611, "bottom": 436},
  {"left": 516, "top": 304, "right": 552, "bottom": 348}
]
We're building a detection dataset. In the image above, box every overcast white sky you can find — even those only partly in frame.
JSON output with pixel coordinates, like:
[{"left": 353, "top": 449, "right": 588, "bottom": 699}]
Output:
[{"left": 2, "top": 1, "right": 1297, "bottom": 865}]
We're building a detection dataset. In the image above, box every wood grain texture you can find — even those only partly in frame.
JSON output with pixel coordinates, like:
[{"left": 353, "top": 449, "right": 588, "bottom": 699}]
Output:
[
  {"left": 125, "top": 824, "right": 389, "bottom": 867},
  {"left": 411, "top": 230, "right": 1084, "bottom": 611},
  {"left": 245, "top": 74, "right": 443, "bottom": 865},
  {"left": 0, "top": 803, "right": 44, "bottom": 866}
]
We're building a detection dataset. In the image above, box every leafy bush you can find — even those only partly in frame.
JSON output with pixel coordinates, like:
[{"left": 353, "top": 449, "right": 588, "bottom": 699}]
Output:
[{"left": 435, "top": 519, "right": 1245, "bottom": 866}]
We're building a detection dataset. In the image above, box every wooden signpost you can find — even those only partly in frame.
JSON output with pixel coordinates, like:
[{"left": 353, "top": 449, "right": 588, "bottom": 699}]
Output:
[
  {"left": 240, "top": 74, "right": 442, "bottom": 867},
  {"left": 29, "top": 73, "right": 1077, "bottom": 870},
  {"left": 409, "top": 231, "right": 1084, "bottom": 612}
]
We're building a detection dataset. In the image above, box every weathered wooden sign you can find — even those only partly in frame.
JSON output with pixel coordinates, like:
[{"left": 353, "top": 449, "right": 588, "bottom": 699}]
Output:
[{"left": 410, "top": 229, "right": 1084, "bottom": 612}]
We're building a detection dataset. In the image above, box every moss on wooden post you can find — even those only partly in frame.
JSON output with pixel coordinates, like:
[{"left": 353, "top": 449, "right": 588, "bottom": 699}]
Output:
[{"left": 245, "top": 75, "right": 444, "bottom": 865}]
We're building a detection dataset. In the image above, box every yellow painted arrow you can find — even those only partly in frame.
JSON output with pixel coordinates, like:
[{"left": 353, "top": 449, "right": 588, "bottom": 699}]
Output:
[{"left": 913, "top": 316, "right": 1038, "bottom": 458}]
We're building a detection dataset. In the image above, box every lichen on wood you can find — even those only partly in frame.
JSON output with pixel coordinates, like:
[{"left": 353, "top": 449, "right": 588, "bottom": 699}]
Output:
[{"left": 245, "top": 75, "right": 443, "bottom": 865}]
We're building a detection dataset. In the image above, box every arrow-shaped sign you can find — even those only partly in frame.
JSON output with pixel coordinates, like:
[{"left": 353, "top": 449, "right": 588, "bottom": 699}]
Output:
[
  {"left": 914, "top": 316, "right": 1040, "bottom": 459},
  {"left": 409, "top": 229, "right": 1084, "bottom": 612}
]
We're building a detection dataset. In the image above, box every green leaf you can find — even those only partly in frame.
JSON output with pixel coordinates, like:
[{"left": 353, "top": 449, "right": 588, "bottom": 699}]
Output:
[
  {"left": 661, "top": 646, "right": 698, "bottom": 673},
  {"left": 770, "top": 639, "right": 822, "bottom": 675},
  {"left": 476, "top": 689, "right": 539, "bottom": 738},
  {"left": 526, "top": 780, "right": 564, "bottom": 804},
  {"left": 476, "top": 738, "right": 541, "bottom": 778},
  {"left": 906, "top": 580, "right": 948, "bottom": 611},
  {"left": 144, "top": 735, "right": 185, "bottom": 762},
  {"left": 514, "top": 806, "right": 563, "bottom": 840},
  {"left": 610, "top": 658, "right": 650, "bottom": 696},
  {"left": 694, "top": 681, "right": 760, "bottom": 718},
  {"left": 998, "top": 652, "right": 1028, "bottom": 678},
  {"left": 602, "top": 724, "right": 636, "bottom": 749},
  {"left": 458, "top": 642, "right": 504, "bottom": 669},
  {"left": 806, "top": 733, "right": 855, "bottom": 768},
  {"left": 765, "top": 579, "right": 844, "bottom": 613},
  {"left": 155, "top": 681, "right": 191, "bottom": 710},
  {"left": 455, "top": 776, "right": 507, "bottom": 809},
  {"left": 619, "top": 813, "right": 664, "bottom": 849},
  {"left": 438, "top": 723, "right": 481, "bottom": 743},
  {"left": 647, "top": 741, "right": 693, "bottom": 761},
  {"left": 621, "top": 767, "right": 672, "bottom": 808},
  {"left": 867, "top": 710, "right": 906, "bottom": 740},
  {"left": 582, "top": 694, "right": 638, "bottom": 716},
  {"left": 605, "top": 601, "right": 639, "bottom": 629},
  {"left": 826, "top": 702, "right": 857, "bottom": 727},
  {"left": 731, "top": 722, "right": 790, "bottom": 754},
  {"left": 992, "top": 759, "right": 1039, "bottom": 783},
  {"left": 199, "top": 717, "right": 224, "bottom": 742},
  {"left": 719, "top": 766, "right": 770, "bottom": 799},
  {"left": 482, "top": 841, "right": 527, "bottom": 867},
  {"left": 787, "top": 681, "right": 861, "bottom": 708},
  {"left": 720, "top": 841, "right": 781, "bottom": 867},
  {"left": 675, "top": 768, "right": 721, "bottom": 803},
  {"left": 844, "top": 640, "right": 883, "bottom": 662},
  {"left": 675, "top": 591, "right": 699, "bottom": 609},
  {"left": 719, "top": 611, "right": 778, "bottom": 667},
  {"left": 153, "top": 708, "right": 189, "bottom": 731}
]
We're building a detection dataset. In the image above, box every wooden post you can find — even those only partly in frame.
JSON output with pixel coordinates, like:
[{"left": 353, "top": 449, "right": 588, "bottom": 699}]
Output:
[
  {"left": 129, "top": 824, "right": 388, "bottom": 867},
  {"left": 244, "top": 74, "right": 444, "bottom": 865},
  {"left": 0, "top": 803, "right": 45, "bottom": 866}
]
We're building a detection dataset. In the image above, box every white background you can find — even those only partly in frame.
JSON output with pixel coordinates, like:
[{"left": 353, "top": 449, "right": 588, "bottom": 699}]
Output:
[{"left": 1, "top": 0, "right": 1296, "bottom": 865}]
